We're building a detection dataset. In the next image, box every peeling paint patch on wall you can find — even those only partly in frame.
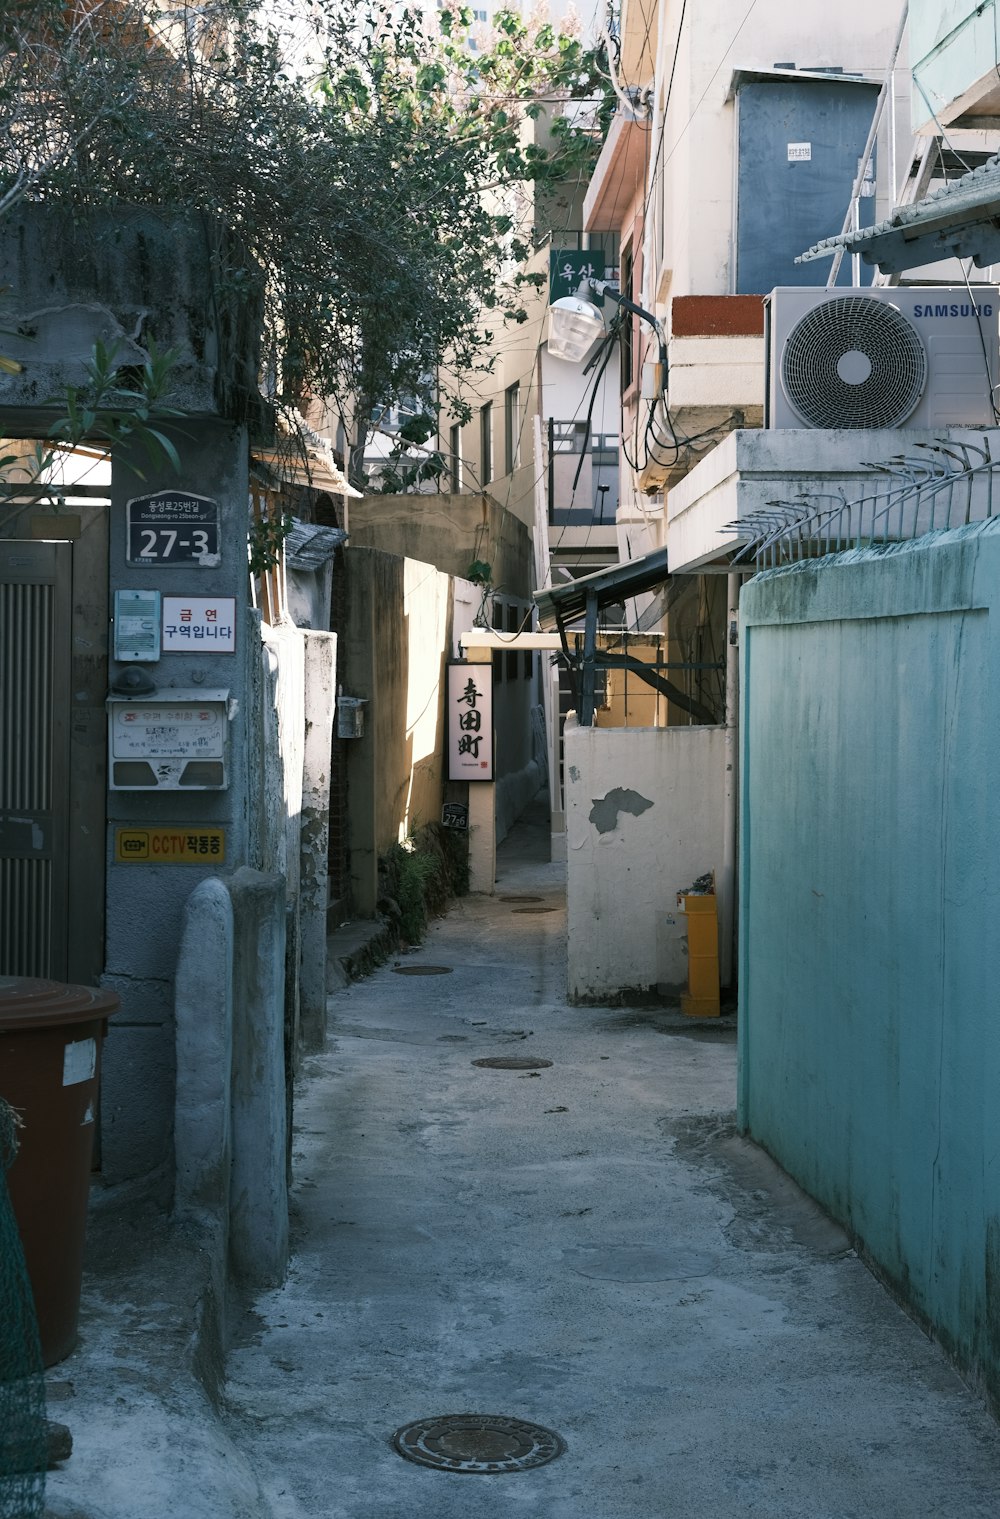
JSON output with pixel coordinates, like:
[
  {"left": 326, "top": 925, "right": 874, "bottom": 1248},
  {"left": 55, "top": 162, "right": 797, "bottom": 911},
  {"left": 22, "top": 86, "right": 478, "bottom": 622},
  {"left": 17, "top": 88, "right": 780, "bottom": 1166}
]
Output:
[{"left": 589, "top": 787, "right": 654, "bottom": 835}]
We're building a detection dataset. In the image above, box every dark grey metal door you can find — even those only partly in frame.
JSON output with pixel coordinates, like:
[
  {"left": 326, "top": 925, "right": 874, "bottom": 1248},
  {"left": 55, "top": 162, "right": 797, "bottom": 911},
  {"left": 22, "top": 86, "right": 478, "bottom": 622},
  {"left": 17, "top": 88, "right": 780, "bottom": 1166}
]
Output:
[
  {"left": 0, "top": 540, "right": 73, "bottom": 977},
  {"left": 734, "top": 77, "right": 880, "bottom": 293}
]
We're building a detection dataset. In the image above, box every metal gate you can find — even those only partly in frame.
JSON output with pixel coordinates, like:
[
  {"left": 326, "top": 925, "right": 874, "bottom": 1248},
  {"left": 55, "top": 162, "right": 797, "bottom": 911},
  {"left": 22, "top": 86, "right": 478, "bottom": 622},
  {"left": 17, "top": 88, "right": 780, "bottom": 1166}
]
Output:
[{"left": 0, "top": 541, "right": 73, "bottom": 978}]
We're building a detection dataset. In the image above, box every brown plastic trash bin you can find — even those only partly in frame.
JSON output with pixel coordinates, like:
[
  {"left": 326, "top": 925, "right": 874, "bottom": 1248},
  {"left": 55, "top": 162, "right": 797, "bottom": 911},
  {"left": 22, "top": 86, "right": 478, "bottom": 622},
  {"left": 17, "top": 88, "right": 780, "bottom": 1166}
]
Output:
[{"left": 0, "top": 976, "right": 120, "bottom": 1366}]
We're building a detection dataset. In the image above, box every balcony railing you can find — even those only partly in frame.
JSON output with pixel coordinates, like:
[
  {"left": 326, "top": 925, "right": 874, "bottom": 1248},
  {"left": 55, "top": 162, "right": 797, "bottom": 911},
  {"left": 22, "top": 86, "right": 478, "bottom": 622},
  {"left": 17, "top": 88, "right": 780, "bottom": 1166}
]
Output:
[{"left": 547, "top": 419, "right": 619, "bottom": 527}]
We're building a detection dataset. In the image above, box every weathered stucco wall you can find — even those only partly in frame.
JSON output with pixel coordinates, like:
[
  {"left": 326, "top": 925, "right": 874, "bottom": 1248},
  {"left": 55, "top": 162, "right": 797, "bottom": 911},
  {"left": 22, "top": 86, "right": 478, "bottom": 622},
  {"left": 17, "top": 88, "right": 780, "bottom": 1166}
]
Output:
[
  {"left": 564, "top": 717, "right": 726, "bottom": 1001},
  {"left": 299, "top": 631, "right": 337, "bottom": 1050},
  {"left": 0, "top": 206, "right": 259, "bottom": 419},
  {"left": 343, "top": 548, "right": 540, "bottom": 911},
  {"left": 348, "top": 492, "right": 533, "bottom": 599},
  {"left": 401, "top": 557, "right": 454, "bottom": 837},
  {"left": 738, "top": 521, "right": 1000, "bottom": 1413},
  {"left": 0, "top": 209, "right": 264, "bottom": 1187},
  {"left": 342, "top": 547, "right": 454, "bottom": 913},
  {"left": 101, "top": 426, "right": 255, "bottom": 1184}
]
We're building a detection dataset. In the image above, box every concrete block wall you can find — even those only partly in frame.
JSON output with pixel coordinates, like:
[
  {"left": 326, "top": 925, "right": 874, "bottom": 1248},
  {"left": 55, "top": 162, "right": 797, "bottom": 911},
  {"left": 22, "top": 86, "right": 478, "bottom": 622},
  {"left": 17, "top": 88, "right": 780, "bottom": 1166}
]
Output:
[{"left": 738, "top": 520, "right": 1000, "bottom": 1412}]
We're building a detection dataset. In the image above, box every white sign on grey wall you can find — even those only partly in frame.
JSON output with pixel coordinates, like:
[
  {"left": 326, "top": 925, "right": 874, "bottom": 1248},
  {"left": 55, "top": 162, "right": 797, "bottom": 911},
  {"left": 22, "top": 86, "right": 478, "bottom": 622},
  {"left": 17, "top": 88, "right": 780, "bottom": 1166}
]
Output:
[
  {"left": 787, "top": 142, "right": 812, "bottom": 162},
  {"left": 161, "top": 595, "right": 236, "bottom": 651}
]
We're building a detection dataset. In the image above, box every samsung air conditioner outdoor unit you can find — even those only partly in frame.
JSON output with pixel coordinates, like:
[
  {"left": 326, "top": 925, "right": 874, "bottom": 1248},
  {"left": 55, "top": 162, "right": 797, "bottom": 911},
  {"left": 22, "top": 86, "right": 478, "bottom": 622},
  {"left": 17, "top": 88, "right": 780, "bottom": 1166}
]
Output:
[{"left": 765, "top": 286, "right": 1000, "bottom": 430}]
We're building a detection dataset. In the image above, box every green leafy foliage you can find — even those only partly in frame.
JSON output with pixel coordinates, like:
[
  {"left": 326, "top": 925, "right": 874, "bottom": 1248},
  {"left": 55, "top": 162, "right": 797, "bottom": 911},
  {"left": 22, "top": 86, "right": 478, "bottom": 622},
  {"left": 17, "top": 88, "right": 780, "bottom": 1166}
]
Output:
[
  {"left": 0, "top": 338, "right": 184, "bottom": 518},
  {"left": 373, "top": 447, "right": 448, "bottom": 495},
  {"left": 47, "top": 339, "right": 184, "bottom": 468},
  {"left": 380, "top": 823, "right": 469, "bottom": 945},
  {"left": 0, "top": 0, "right": 614, "bottom": 481},
  {"left": 248, "top": 510, "right": 295, "bottom": 574}
]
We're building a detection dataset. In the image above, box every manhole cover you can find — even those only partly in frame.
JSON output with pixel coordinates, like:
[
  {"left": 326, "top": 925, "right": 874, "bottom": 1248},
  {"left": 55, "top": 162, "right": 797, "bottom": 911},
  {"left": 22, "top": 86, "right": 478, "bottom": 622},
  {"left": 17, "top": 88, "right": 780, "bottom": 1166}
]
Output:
[
  {"left": 391, "top": 1413, "right": 566, "bottom": 1474},
  {"left": 511, "top": 907, "right": 556, "bottom": 915},
  {"left": 391, "top": 965, "right": 453, "bottom": 976},
  {"left": 472, "top": 1056, "right": 553, "bottom": 1071},
  {"left": 499, "top": 895, "right": 542, "bottom": 903}
]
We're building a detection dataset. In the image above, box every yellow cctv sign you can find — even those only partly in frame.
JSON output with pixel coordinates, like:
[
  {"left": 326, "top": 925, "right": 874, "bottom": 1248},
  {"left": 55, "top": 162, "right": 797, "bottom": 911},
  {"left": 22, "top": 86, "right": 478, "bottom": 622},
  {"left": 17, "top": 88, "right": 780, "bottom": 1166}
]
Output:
[{"left": 115, "top": 827, "right": 226, "bottom": 864}]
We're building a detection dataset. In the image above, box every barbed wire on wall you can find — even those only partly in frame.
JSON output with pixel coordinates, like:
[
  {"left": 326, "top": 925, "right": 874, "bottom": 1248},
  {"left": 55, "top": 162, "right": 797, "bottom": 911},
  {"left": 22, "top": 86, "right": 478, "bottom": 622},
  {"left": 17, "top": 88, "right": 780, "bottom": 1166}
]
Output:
[{"left": 723, "top": 433, "right": 1000, "bottom": 572}]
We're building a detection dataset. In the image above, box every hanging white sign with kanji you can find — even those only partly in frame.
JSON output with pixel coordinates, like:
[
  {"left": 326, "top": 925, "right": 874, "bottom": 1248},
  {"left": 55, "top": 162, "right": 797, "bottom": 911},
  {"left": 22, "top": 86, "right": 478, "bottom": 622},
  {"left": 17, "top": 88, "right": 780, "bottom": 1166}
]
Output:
[{"left": 446, "top": 662, "right": 494, "bottom": 783}]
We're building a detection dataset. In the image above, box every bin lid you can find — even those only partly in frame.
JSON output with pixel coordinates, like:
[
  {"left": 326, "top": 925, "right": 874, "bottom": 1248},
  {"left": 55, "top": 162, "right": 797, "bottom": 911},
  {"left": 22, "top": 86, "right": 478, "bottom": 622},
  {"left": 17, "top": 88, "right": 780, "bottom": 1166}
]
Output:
[{"left": 0, "top": 977, "right": 121, "bottom": 1031}]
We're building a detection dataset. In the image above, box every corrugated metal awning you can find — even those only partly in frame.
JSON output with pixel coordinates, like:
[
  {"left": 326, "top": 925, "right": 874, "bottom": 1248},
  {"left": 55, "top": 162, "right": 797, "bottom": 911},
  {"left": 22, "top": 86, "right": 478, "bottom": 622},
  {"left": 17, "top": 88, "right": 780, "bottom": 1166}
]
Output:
[
  {"left": 533, "top": 546, "right": 669, "bottom": 628},
  {"left": 284, "top": 518, "right": 348, "bottom": 570},
  {"left": 798, "top": 152, "right": 1000, "bottom": 275}
]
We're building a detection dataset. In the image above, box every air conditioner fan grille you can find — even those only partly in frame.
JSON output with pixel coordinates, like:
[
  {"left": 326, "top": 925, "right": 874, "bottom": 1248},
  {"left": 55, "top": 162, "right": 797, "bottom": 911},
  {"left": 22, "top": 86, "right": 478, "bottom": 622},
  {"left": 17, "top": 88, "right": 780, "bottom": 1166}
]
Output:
[{"left": 780, "top": 296, "right": 928, "bottom": 429}]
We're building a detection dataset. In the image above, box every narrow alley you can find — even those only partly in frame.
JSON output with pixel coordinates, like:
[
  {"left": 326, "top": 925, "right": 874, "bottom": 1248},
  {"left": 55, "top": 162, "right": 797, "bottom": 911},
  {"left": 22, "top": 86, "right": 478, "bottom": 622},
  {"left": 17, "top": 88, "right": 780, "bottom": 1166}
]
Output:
[{"left": 221, "top": 803, "right": 1000, "bottom": 1519}]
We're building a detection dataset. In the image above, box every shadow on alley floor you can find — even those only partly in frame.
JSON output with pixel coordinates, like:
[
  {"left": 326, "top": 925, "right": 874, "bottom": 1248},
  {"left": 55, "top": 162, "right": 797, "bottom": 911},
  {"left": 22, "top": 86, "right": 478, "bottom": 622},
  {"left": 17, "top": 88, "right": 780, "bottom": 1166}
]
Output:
[{"left": 218, "top": 797, "right": 1000, "bottom": 1519}]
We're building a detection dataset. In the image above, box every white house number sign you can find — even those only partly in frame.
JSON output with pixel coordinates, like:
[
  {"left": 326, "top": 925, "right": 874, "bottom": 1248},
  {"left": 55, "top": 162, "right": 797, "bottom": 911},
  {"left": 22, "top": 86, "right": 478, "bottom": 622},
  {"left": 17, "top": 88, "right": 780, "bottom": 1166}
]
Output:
[{"left": 446, "top": 662, "right": 494, "bottom": 783}]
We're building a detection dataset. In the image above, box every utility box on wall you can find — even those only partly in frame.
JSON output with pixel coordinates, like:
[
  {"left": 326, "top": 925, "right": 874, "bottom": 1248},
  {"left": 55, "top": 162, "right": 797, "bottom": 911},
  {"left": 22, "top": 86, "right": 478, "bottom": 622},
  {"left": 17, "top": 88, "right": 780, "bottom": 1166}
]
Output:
[
  {"left": 336, "top": 695, "right": 367, "bottom": 739},
  {"left": 107, "top": 689, "right": 232, "bottom": 790}
]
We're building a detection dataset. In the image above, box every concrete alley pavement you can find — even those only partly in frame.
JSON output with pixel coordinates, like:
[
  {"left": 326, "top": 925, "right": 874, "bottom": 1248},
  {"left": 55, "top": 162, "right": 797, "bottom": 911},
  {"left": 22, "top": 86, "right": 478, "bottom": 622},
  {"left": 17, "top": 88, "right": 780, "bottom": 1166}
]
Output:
[{"left": 223, "top": 807, "right": 1000, "bottom": 1517}]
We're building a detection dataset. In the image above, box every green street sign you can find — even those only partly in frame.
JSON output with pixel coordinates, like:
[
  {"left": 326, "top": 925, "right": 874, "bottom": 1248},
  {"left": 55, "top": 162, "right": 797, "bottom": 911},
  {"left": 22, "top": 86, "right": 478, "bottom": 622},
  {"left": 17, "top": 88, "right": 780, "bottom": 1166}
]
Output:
[{"left": 549, "top": 247, "right": 605, "bottom": 301}]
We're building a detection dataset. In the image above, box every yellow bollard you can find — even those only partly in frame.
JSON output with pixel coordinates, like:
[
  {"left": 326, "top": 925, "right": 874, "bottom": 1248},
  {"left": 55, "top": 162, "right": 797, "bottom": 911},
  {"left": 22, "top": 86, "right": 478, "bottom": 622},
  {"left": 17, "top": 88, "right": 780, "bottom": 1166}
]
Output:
[{"left": 677, "top": 890, "right": 720, "bottom": 1018}]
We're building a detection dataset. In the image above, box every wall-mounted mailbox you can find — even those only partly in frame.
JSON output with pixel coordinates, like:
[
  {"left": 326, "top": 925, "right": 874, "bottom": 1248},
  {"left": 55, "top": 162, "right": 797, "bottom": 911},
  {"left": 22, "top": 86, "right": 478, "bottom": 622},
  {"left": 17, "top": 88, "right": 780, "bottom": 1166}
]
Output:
[
  {"left": 336, "top": 695, "right": 367, "bottom": 740},
  {"left": 107, "top": 688, "right": 231, "bottom": 790}
]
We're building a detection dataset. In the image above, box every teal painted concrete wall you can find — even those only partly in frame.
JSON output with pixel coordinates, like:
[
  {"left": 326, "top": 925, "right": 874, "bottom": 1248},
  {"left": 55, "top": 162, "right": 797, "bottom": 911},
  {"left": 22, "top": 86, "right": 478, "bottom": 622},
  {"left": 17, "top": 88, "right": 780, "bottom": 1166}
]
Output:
[
  {"left": 738, "top": 522, "right": 1000, "bottom": 1410},
  {"left": 909, "top": 0, "right": 999, "bottom": 130}
]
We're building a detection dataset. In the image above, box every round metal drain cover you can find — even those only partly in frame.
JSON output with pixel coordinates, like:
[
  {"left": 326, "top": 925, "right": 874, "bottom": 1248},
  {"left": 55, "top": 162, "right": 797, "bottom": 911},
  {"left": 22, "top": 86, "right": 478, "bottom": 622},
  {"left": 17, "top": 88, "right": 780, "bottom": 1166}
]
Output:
[
  {"left": 392, "top": 1413, "right": 566, "bottom": 1474},
  {"left": 473, "top": 1056, "right": 553, "bottom": 1071},
  {"left": 511, "top": 907, "right": 556, "bottom": 914},
  {"left": 499, "top": 895, "right": 542, "bottom": 903},
  {"left": 391, "top": 965, "right": 453, "bottom": 976}
]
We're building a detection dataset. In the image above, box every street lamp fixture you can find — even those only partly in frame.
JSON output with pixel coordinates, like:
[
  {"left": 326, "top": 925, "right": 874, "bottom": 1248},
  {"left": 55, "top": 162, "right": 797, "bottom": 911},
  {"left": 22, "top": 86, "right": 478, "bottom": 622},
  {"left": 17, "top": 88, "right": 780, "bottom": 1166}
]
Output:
[
  {"left": 546, "top": 290, "right": 608, "bottom": 363},
  {"left": 547, "top": 278, "right": 667, "bottom": 387}
]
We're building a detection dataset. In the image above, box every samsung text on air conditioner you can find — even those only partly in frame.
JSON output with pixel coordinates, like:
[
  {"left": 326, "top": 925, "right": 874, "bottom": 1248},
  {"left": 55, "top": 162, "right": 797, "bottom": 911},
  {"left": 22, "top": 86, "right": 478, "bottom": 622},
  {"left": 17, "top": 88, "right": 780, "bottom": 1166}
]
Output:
[{"left": 912, "top": 303, "right": 994, "bottom": 318}]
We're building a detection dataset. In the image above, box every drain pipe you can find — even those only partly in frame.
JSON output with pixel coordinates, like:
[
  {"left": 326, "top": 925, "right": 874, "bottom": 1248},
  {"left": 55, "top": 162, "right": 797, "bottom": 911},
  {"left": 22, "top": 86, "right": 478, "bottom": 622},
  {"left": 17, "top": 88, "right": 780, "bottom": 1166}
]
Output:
[{"left": 717, "top": 572, "right": 740, "bottom": 990}]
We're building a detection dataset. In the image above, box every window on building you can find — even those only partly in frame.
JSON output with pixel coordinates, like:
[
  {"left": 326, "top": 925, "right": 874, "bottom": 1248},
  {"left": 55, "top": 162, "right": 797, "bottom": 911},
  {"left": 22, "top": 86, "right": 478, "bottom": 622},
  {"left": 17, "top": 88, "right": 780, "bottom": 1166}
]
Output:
[
  {"left": 620, "top": 241, "right": 634, "bottom": 394},
  {"left": 504, "top": 382, "right": 520, "bottom": 475},
  {"left": 449, "top": 422, "right": 462, "bottom": 492},
  {"left": 480, "top": 401, "right": 493, "bottom": 484}
]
